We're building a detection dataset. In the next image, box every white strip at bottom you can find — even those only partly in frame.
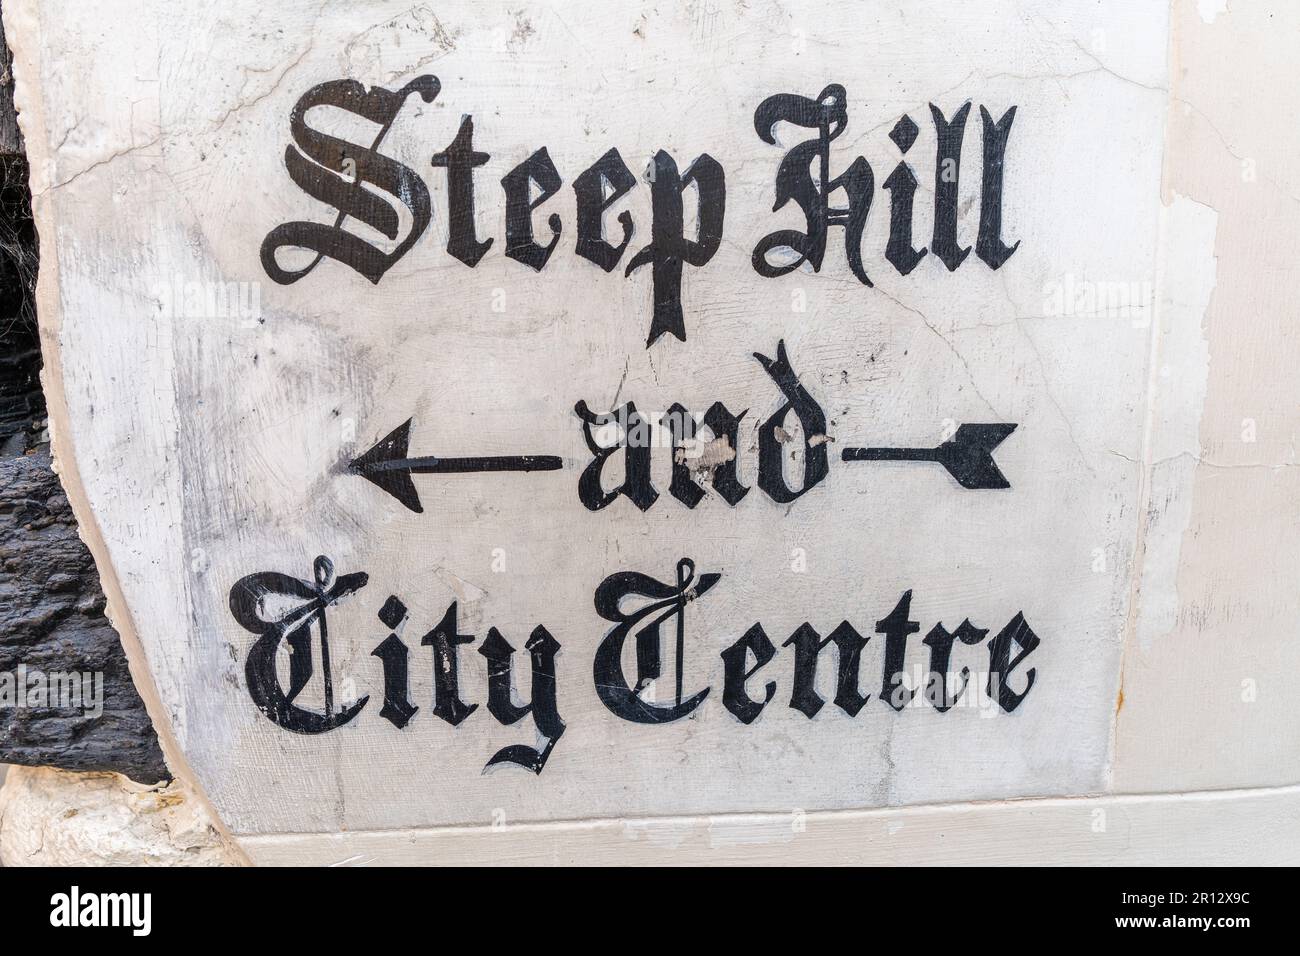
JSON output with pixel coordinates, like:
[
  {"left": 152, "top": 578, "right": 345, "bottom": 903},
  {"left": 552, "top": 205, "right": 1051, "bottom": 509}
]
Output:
[{"left": 238, "top": 784, "right": 1300, "bottom": 866}]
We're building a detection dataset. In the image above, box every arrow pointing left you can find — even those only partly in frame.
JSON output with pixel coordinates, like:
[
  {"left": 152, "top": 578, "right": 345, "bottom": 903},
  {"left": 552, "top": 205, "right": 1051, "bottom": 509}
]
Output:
[{"left": 349, "top": 419, "right": 563, "bottom": 513}]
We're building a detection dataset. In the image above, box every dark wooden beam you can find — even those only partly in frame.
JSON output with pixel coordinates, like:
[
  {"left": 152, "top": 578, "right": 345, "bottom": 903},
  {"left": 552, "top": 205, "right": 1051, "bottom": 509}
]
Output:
[{"left": 0, "top": 10, "right": 20, "bottom": 154}]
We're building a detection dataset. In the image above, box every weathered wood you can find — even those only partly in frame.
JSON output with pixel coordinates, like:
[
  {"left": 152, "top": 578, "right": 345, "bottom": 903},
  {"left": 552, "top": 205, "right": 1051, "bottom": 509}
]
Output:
[
  {"left": 0, "top": 0, "right": 166, "bottom": 785},
  {"left": 6, "top": 0, "right": 1299, "bottom": 866},
  {"left": 7, "top": 0, "right": 1166, "bottom": 843},
  {"left": 0, "top": 451, "right": 168, "bottom": 783}
]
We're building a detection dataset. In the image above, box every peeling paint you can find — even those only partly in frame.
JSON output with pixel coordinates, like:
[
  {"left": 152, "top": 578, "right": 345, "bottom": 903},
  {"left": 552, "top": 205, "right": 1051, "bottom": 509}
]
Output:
[{"left": 675, "top": 434, "right": 736, "bottom": 471}]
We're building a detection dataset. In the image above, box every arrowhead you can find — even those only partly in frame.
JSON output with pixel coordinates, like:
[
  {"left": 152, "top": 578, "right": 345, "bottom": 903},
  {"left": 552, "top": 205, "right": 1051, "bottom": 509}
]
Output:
[
  {"left": 349, "top": 419, "right": 424, "bottom": 513},
  {"left": 938, "top": 423, "right": 1017, "bottom": 489}
]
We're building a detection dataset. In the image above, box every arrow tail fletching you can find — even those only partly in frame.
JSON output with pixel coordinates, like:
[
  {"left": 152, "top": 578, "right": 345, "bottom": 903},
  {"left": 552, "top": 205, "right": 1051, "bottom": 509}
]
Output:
[{"left": 941, "top": 423, "right": 1017, "bottom": 489}]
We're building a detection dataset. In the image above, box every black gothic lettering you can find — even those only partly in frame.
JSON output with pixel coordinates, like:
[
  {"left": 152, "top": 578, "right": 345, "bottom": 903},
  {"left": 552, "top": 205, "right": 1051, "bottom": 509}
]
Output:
[
  {"left": 431, "top": 115, "right": 493, "bottom": 267},
  {"left": 755, "top": 340, "right": 829, "bottom": 504},
  {"left": 574, "top": 148, "right": 636, "bottom": 272},
  {"left": 264, "top": 79, "right": 1025, "bottom": 340},
  {"left": 371, "top": 595, "right": 419, "bottom": 728},
  {"left": 421, "top": 601, "right": 478, "bottom": 726},
  {"left": 501, "top": 147, "right": 563, "bottom": 271},
  {"left": 231, "top": 555, "right": 370, "bottom": 734},
  {"left": 883, "top": 114, "right": 927, "bottom": 276},
  {"left": 661, "top": 402, "right": 750, "bottom": 509},
  {"left": 753, "top": 84, "right": 874, "bottom": 285},
  {"left": 625, "top": 150, "right": 725, "bottom": 345},
  {"left": 783, "top": 621, "right": 871, "bottom": 718},
  {"left": 478, "top": 627, "right": 530, "bottom": 725},
  {"left": 929, "top": 101, "right": 972, "bottom": 271},
  {"left": 720, "top": 624, "right": 777, "bottom": 724},
  {"left": 574, "top": 400, "right": 658, "bottom": 511},
  {"left": 261, "top": 76, "right": 439, "bottom": 285},
  {"left": 987, "top": 612, "right": 1039, "bottom": 712},
  {"left": 921, "top": 619, "right": 987, "bottom": 713},
  {"left": 592, "top": 558, "right": 719, "bottom": 723},
  {"left": 232, "top": 556, "right": 1046, "bottom": 750},
  {"left": 976, "top": 106, "right": 1020, "bottom": 270},
  {"left": 878, "top": 590, "right": 921, "bottom": 712},
  {"left": 478, "top": 626, "right": 566, "bottom": 774}
]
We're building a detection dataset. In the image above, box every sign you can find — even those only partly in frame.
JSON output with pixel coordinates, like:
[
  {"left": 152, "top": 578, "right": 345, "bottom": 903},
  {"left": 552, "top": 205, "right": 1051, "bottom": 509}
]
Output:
[{"left": 9, "top": 0, "right": 1176, "bottom": 856}]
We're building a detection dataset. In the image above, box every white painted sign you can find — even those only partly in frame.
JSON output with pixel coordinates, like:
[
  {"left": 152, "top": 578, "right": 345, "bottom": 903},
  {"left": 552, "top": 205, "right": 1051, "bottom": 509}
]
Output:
[{"left": 9, "top": 0, "right": 1192, "bottom": 859}]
